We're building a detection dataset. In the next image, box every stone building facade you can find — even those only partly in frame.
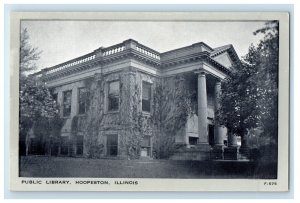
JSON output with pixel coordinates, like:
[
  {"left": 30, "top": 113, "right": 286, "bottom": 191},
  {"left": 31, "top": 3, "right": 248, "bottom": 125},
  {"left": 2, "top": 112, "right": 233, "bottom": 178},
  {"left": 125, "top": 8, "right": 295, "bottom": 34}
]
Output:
[{"left": 30, "top": 39, "right": 240, "bottom": 160}]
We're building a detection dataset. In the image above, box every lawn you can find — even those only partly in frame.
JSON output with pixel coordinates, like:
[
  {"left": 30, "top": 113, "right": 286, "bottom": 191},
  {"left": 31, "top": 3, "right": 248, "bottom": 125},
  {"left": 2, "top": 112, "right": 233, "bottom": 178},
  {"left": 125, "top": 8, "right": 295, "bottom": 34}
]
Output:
[{"left": 19, "top": 156, "right": 277, "bottom": 179}]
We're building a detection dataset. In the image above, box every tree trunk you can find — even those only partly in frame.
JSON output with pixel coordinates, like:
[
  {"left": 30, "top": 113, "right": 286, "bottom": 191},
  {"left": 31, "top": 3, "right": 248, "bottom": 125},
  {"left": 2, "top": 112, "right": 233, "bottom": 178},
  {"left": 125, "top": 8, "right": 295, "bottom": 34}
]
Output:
[{"left": 25, "top": 133, "right": 29, "bottom": 156}]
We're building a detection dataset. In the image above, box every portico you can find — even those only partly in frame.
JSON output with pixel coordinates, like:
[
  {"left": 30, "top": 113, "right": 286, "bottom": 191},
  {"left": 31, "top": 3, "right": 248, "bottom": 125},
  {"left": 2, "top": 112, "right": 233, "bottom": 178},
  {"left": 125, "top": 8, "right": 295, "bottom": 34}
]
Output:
[{"left": 194, "top": 69, "right": 226, "bottom": 148}]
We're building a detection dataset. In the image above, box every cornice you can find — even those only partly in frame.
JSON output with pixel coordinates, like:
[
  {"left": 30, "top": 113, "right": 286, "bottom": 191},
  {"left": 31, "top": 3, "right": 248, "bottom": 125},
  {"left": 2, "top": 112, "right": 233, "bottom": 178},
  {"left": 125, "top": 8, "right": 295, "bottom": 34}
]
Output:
[
  {"left": 43, "top": 50, "right": 163, "bottom": 82},
  {"left": 35, "top": 40, "right": 236, "bottom": 83},
  {"left": 42, "top": 51, "right": 232, "bottom": 82},
  {"left": 42, "top": 60, "right": 100, "bottom": 82},
  {"left": 162, "top": 51, "right": 232, "bottom": 75}
]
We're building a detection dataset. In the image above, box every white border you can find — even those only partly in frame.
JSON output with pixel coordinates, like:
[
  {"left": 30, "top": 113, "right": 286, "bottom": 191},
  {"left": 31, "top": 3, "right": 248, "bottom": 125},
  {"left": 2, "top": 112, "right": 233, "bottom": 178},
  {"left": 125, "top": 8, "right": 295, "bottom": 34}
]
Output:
[{"left": 8, "top": 11, "right": 290, "bottom": 193}]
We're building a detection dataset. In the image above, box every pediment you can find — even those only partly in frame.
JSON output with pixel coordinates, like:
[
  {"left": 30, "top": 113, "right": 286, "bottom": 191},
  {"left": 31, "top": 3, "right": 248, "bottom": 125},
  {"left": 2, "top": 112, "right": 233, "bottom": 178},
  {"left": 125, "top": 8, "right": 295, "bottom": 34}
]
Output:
[{"left": 212, "top": 52, "right": 234, "bottom": 69}]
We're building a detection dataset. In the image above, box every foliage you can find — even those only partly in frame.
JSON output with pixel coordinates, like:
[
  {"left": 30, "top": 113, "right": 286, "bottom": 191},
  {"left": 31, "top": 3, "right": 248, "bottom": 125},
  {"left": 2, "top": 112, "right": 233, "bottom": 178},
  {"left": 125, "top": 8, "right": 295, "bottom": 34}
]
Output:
[
  {"left": 82, "top": 75, "right": 105, "bottom": 158},
  {"left": 216, "top": 61, "right": 260, "bottom": 136},
  {"left": 20, "top": 28, "right": 42, "bottom": 76},
  {"left": 119, "top": 71, "right": 150, "bottom": 160},
  {"left": 19, "top": 77, "right": 64, "bottom": 155},
  {"left": 20, "top": 78, "right": 59, "bottom": 135},
  {"left": 19, "top": 28, "right": 63, "bottom": 155},
  {"left": 123, "top": 82, "right": 143, "bottom": 159},
  {"left": 152, "top": 74, "right": 197, "bottom": 158},
  {"left": 250, "top": 21, "right": 279, "bottom": 143},
  {"left": 217, "top": 21, "right": 279, "bottom": 148},
  {"left": 71, "top": 115, "right": 79, "bottom": 135},
  {"left": 81, "top": 71, "right": 198, "bottom": 159}
]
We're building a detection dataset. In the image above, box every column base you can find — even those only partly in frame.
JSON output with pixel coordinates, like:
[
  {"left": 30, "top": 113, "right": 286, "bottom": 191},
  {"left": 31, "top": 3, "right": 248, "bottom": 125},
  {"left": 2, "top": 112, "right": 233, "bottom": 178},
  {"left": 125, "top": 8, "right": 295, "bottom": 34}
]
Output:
[{"left": 211, "top": 145, "right": 224, "bottom": 160}]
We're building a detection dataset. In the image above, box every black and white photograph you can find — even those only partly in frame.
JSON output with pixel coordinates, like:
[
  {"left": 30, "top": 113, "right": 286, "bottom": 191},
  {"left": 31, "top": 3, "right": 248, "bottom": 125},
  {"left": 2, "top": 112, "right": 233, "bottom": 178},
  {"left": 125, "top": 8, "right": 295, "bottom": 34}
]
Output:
[{"left": 10, "top": 12, "right": 289, "bottom": 191}]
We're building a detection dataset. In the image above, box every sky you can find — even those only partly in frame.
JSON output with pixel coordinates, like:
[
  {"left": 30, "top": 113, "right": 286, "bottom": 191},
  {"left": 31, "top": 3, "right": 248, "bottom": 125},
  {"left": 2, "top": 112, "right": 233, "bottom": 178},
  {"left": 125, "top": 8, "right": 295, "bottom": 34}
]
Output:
[{"left": 21, "top": 20, "right": 267, "bottom": 72}]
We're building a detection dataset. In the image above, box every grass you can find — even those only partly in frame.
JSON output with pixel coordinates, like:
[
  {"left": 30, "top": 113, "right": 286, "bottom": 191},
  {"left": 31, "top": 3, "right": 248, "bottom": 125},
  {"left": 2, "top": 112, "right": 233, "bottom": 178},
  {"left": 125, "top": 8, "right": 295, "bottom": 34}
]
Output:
[{"left": 19, "top": 156, "right": 277, "bottom": 179}]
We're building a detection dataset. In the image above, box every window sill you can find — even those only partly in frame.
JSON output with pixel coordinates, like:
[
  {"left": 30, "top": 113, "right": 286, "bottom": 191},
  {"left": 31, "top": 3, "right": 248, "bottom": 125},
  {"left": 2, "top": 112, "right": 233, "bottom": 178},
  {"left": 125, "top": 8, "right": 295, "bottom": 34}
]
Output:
[
  {"left": 142, "top": 111, "right": 151, "bottom": 116},
  {"left": 105, "top": 110, "right": 120, "bottom": 115}
]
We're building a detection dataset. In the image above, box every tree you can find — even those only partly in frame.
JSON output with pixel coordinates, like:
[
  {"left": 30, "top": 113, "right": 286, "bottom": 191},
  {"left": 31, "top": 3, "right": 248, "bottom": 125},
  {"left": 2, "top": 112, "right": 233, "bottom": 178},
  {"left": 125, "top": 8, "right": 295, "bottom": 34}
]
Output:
[
  {"left": 19, "top": 28, "right": 63, "bottom": 156},
  {"left": 20, "top": 28, "right": 42, "bottom": 76},
  {"left": 19, "top": 78, "right": 62, "bottom": 155},
  {"left": 248, "top": 21, "right": 279, "bottom": 144},
  {"left": 216, "top": 60, "right": 260, "bottom": 144},
  {"left": 217, "top": 21, "right": 279, "bottom": 153}
]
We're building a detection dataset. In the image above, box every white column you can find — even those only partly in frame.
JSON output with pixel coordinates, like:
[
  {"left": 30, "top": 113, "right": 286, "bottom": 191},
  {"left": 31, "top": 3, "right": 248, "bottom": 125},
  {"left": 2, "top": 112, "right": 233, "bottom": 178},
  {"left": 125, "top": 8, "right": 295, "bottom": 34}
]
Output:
[
  {"left": 197, "top": 71, "right": 209, "bottom": 144},
  {"left": 214, "top": 81, "right": 226, "bottom": 146},
  {"left": 228, "top": 132, "right": 238, "bottom": 147}
]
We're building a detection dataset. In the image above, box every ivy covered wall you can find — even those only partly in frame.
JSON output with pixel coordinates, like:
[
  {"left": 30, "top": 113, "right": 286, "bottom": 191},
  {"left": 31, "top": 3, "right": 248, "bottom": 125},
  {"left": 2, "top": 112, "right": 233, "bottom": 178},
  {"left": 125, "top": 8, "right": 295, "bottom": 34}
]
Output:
[
  {"left": 71, "top": 67, "right": 161, "bottom": 159},
  {"left": 60, "top": 68, "right": 216, "bottom": 159}
]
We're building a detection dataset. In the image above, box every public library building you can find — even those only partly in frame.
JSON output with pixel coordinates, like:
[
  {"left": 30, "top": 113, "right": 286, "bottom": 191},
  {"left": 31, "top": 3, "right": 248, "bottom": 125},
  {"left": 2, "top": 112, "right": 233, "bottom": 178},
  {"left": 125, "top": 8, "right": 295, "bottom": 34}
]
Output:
[{"left": 29, "top": 39, "right": 241, "bottom": 160}]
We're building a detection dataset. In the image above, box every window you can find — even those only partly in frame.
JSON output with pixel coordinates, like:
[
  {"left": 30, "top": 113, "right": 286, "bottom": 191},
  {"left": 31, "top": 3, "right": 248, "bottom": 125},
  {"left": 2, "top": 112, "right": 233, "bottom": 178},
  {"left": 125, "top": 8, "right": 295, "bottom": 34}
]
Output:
[
  {"left": 108, "top": 81, "right": 120, "bottom": 111},
  {"left": 141, "top": 136, "right": 151, "bottom": 157},
  {"left": 142, "top": 82, "right": 151, "bottom": 112},
  {"left": 189, "top": 137, "right": 198, "bottom": 145},
  {"left": 106, "top": 134, "right": 118, "bottom": 156},
  {"left": 78, "top": 88, "right": 89, "bottom": 114},
  {"left": 63, "top": 90, "right": 72, "bottom": 117}
]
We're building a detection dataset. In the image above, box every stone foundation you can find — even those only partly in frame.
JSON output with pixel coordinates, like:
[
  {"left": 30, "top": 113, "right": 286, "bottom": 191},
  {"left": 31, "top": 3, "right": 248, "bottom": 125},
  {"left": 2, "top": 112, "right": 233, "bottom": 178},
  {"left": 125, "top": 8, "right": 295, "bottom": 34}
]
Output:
[
  {"left": 211, "top": 145, "right": 224, "bottom": 160},
  {"left": 224, "top": 146, "right": 239, "bottom": 160},
  {"left": 170, "top": 144, "right": 212, "bottom": 160},
  {"left": 239, "top": 147, "right": 250, "bottom": 160}
]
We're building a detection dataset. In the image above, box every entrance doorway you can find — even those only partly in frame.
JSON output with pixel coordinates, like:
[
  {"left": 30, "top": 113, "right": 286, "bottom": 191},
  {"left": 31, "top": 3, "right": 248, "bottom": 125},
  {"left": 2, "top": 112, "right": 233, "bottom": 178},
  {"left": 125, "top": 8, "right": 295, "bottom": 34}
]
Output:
[{"left": 106, "top": 134, "right": 118, "bottom": 156}]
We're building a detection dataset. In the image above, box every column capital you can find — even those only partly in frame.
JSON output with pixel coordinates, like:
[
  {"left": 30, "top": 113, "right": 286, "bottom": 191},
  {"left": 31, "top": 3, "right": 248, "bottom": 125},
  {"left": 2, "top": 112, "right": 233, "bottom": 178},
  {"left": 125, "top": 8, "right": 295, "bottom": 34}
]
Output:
[{"left": 194, "top": 69, "right": 208, "bottom": 76}]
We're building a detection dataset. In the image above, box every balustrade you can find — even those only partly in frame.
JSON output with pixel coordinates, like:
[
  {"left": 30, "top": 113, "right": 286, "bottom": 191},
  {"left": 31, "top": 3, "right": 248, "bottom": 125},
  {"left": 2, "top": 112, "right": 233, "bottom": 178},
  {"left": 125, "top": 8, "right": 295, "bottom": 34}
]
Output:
[
  {"left": 103, "top": 45, "right": 125, "bottom": 56},
  {"left": 136, "top": 46, "right": 160, "bottom": 60},
  {"left": 43, "top": 41, "right": 160, "bottom": 76},
  {"left": 44, "top": 54, "right": 96, "bottom": 75}
]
